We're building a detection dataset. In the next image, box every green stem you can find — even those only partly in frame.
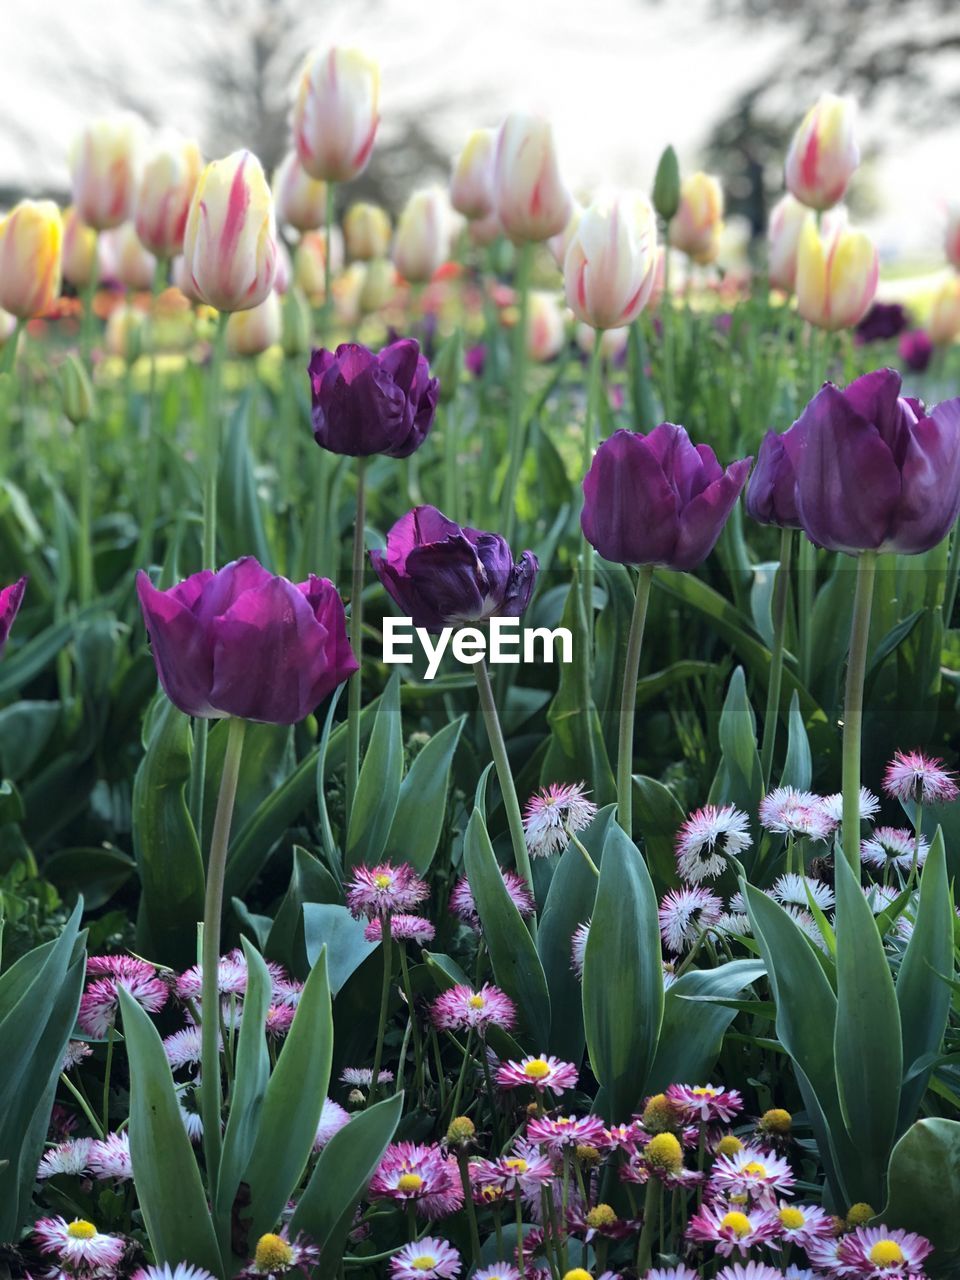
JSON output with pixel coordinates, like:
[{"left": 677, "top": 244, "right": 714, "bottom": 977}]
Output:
[
  {"left": 473, "top": 657, "right": 536, "bottom": 905},
  {"left": 760, "top": 526, "right": 795, "bottom": 787},
  {"left": 448, "top": 1028, "right": 474, "bottom": 1120},
  {"left": 443, "top": 398, "right": 459, "bottom": 523},
  {"left": 397, "top": 942, "right": 424, "bottom": 1097},
  {"left": 568, "top": 830, "right": 600, "bottom": 878},
  {"left": 841, "top": 551, "right": 877, "bottom": 875},
  {"left": 134, "top": 256, "right": 169, "bottom": 572},
  {"left": 797, "top": 536, "right": 816, "bottom": 687},
  {"left": 101, "top": 1025, "right": 115, "bottom": 1132},
  {"left": 345, "top": 458, "right": 367, "bottom": 826},
  {"left": 944, "top": 515, "right": 960, "bottom": 626},
  {"left": 200, "top": 716, "right": 247, "bottom": 1194},
  {"left": 77, "top": 420, "right": 95, "bottom": 606},
  {"left": 59, "top": 1072, "right": 105, "bottom": 1139},
  {"left": 617, "top": 566, "right": 655, "bottom": 833},
  {"left": 202, "top": 311, "right": 230, "bottom": 570},
  {"left": 907, "top": 801, "right": 924, "bottom": 893},
  {"left": 636, "top": 1175, "right": 662, "bottom": 1274},
  {"left": 457, "top": 1150, "right": 483, "bottom": 1268},
  {"left": 323, "top": 182, "right": 336, "bottom": 338},
  {"left": 368, "top": 913, "right": 392, "bottom": 1106},
  {"left": 581, "top": 336, "right": 603, "bottom": 642},
  {"left": 500, "top": 242, "right": 534, "bottom": 544}
]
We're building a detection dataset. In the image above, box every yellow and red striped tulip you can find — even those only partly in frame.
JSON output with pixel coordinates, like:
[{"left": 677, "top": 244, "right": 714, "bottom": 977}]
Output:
[
  {"left": 494, "top": 113, "right": 572, "bottom": 244},
  {"left": 795, "top": 215, "right": 878, "bottom": 331},
  {"left": 135, "top": 136, "right": 203, "bottom": 259},
  {"left": 392, "top": 188, "right": 451, "bottom": 284},
  {"left": 69, "top": 115, "right": 144, "bottom": 231},
  {"left": 563, "top": 191, "right": 658, "bottom": 330},
  {"left": 100, "top": 223, "right": 157, "bottom": 291},
  {"left": 0, "top": 200, "right": 63, "bottom": 319},
  {"left": 344, "top": 202, "right": 392, "bottom": 261},
  {"left": 767, "top": 193, "right": 811, "bottom": 293},
  {"left": 451, "top": 128, "right": 497, "bottom": 221},
  {"left": 525, "top": 290, "right": 567, "bottom": 362},
  {"left": 293, "top": 47, "right": 380, "bottom": 183},
  {"left": 360, "top": 258, "right": 397, "bottom": 313},
  {"left": 61, "top": 206, "right": 98, "bottom": 289},
  {"left": 669, "top": 172, "right": 724, "bottom": 265},
  {"left": 294, "top": 229, "right": 344, "bottom": 302},
  {"left": 182, "top": 151, "right": 278, "bottom": 312},
  {"left": 785, "top": 94, "right": 859, "bottom": 213},
  {"left": 226, "top": 289, "right": 282, "bottom": 357},
  {"left": 272, "top": 151, "right": 328, "bottom": 233}
]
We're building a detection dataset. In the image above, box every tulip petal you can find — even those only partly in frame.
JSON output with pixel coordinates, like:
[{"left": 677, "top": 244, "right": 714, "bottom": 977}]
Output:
[
  {"left": 581, "top": 428, "right": 680, "bottom": 565},
  {"left": 887, "top": 396, "right": 960, "bottom": 553},
  {"left": 674, "top": 456, "right": 752, "bottom": 570},
  {"left": 136, "top": 570, "right": 218, "bottom": 718}
]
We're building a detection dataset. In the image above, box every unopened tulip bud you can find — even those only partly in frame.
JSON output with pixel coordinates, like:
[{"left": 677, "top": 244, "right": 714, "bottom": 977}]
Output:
[
  {"left": 59, "top": 354, "right": 95, "bottom": 425},
  {"left": 652, "top": 144, "right": 681, "bottom": 222},
  {"left": 785, "top": 93, "right": 859, "bottom": 212},
  {"left": 182, "top": 150, "right": 278, "bottom": 312},
  {"left": 359, "top": 258, "right": 395, "bottom": 313},
  {"left": 0, "top": 200, "right": 62, "bottom": 319},
  {"left": 433, "top": 329, "right": 463, "bottom": 404},
  {"left": 795, "top": 216, "right": 878, "bottom": 331},
  {"left": 343, "top": 202, "right": 392, "bottom": 261},
  {"left": 100, "top": 223, "right": 157, "bottom": 291},
  {"left": 135, "top": 136, "right": 203, "bottom": 259},
  {"left": 929, "top": 276, "right": 960, "bottom": 346},
  {"left": 494, "top": 113, "right": 572, "bottom": 244},
  {"left": 272, "top": 151, "right": 328, "bottom": 233},
  {"left": 451, "top": 128, "right": 496, "bottom": 221},
  {"left": 69, "top": 114, "right": 144, "bottom": 231},
  {"left": 333, "top": 263, "right": 367, "bottom": 327},
  {"left": 61, "top": 206, "right": 98, "bottom": 289},
  {"left": 526, "top": 290, "right": 567, "bottom": 362},
  {"left": 393, "top": 188, "right": 451, "bottom": 284},
  {"left": 294, "top": 229, "right": 344, "bottom": 302},
  {"left": 293, "top": 47, "right": 380, "bottom": 183},
  {"left": 767, "top": 194, "right": 811, "bottom": 292},
  {"left": 281, "top": 287, "right": 313, "bottom": 359},
  {"left": 564, "top": 191, "right": 659, "bottom": 330},
  {"left": 669, "top": 172, "right": 724, "bottom": 265},
  {"left": 105, "top": 304, "right": 145, "bottom": 363},
  {"left": 946, "top": 207, "right": 960, "bottom": 271},
  {"left": 226, "top": 290, "right": 282, "bottom": 357}
]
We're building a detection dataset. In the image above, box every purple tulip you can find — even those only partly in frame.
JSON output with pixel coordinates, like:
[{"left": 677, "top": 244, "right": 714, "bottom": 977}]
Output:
[
  {"left": 792, "top": 368, "right": 960, "bottom": 555},
  {"left": 0, "top": 577, "right": 26, "bottom": 658},
  {"left": 370, "top": 505, "right": 538, "bottom": 632},
  {"left": 745, "top": 427, "right": 804, "bottom": 529},
  {"left": 308, "top": 337, "right": 439, "bottom": 458},
  {"left": 855, "top": 301, "right": 908, "bottom": 345},
  {"left": 136, "top": 557, "right": 358, "bottom": 724},
  {"left": 581, "top": 426, "right": 752, "bottom": 570},
  {"left": 899, "top": 329, "right": 934, "bottom": 374}
]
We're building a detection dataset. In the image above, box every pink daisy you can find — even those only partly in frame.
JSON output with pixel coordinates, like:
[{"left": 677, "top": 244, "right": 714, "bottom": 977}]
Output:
[
  {"left": 687, "top": 1202, "right": 781, "bottom": 1256},
  {"left": 389, "top": 1237, "right": 461, "bottom": 1279},
  {"left": 240, "top": 1229, "right": 320, "bottom": 1277},
  {"left": 714, "top": 1265, "right": 784, "bottom": 1280},
  {"left": 346, "top": 862, "right": 429, "bottom": 919},
  {"left": 883, "top": 749, "right": 959, "bottom": 805},
  {"left": 675, "top": 804, "right": 752, "bottom": 884},
  {"left": 644, "top": 1269, "right": 699, "bottom": 1280},
  {"left": 758, "top": 788, "right": 835, "bottom": 840},
  {"left": 474, "top": 1266, "right": 521, "bottom": 1280},
  {"left": 133, "top": 1266, "right": 219, "bottom": 1280},
  {"left": 773, "top": 1200, "right": 834, "bottom": 1249},
  {"left": 370, "top": 1142, "right": 463, "bottom": 1219},
  {"left": 88, "top": 1131, "right": 132, "bottom": 1180},
  {"left": 821, "top": 787, "right": 881, "bottom": 825},
  {"left": 34, "top": 1216, "right": 126, "bottom": 1269},
  {"left": 314, "top": 1097, "right": 350, "bottom": 1150},
  {"left": 708, "top": 1146, "right": 796, "bottom": 1203},
  {"left": 471, "top": 1143, "right": 555, "bottom": 1197},
  {"left": 525, "top": 1113, "right": 606, "bottom": 1151},
  {"left": 176, "top": 948, "right": 282, "bottom": 1001},
  {"left": 495, "top": 1054, "right": 577, "bottom": 1093},
  {"left": 431, "top": 983, "right": 517, "bottom": 1034},
  {"left": 164, "top": 1025, "right": 206, "bottom": 1069},
  {"left": 665, "top": 1083, "right": 743, "bottom": 1124},
  {"left": 861, "top": 826, "right": 929, "bottom": 874},
  {"left": 770, "top": 873, "right": 835, "bottom": 912},
  {"left": 341, "top": 1066, "right": 395, "bottom": 1086},
  {"left": 570, "top": 919, "right": 590, "bottom": 978},
  {"left": 838, "top": 1223, "right": 933, "bottom": 1276},
  {"left": 364, "top": 913, "right": 436, "bottom": 944},
  {"left": 37, "top": 1138, "right": 94, "bottom": 1180},
  {"left": 271, "top": 976, "right": 304, "bottom": 1007},
  {"left": 449, "top": 870, "right": 535, "bottom": 929},
  {"left": 863, "top": 883, "right": 900, "bottom": 914},
  {"left": 522, "top": 781, "right": 598, "bottom": 858},
  {"left": 78, "top": 965, "right": 168, "bottom": 1038},
  {"left": 658, "top": 886, "right": 723, "bottom": 952},
  {"left": 805, "top": 1234, "right": 848, "bottom": 1274}
]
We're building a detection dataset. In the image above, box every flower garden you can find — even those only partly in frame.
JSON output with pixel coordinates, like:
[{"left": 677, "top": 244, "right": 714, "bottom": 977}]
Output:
[{"left": 1, "top": 41, "right": 960, "bottom": 1280}]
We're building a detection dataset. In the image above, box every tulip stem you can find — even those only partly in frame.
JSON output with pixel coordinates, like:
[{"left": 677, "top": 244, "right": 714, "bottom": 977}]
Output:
[
  {"left": 841, "top": 550, "right": 877, "bottom": 875},
  {"left": 617, "top": 565, "right": 655, "bottom": 835},
  {"left": 500, "top": 242, "right": 534, "bottom": 545},
  {"left": 201, "top": 311, "right": 230, "bottom": 570},
  {"left": 134, "top": 256, "right": 169, "bottom": 573},
  {"left": 323, "top": 182, "right": 336, "bottom": 338},
  {"left": 368, "top": 913, "right": 392, "bottom": 1107},
  {"left": 77, "top": 421, "right": 95, "bottom": 607},
  {"left": 473, "top": 657, "right": 536, "bottom": 909},
  {"left": 200, "top": 715, "right": 246, "bottom": 1197},
  {"left": 944, "top": 515, "right": 960, "bottom": 627},
  {"left": 581, "top": 336, "right": 603, "bottom": 642},
  {"left": 760, "top": 526, "right": 795, "bottom": 787},
  {"left": 345, "top": 458, "right": 367, "bottom": 827}
]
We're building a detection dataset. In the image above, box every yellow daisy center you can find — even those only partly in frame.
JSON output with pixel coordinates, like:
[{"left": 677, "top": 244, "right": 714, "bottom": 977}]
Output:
[
  {"left": 411, "top": 1256, "right": 437, "bottom": 1272},
  {"left": 66, "top": 1220, "right": 97, "bottom": 1240},
  {"left": 742, "top": 1160, "right": 768, "bottom": 1178},
  {"left": 505, "top": 1157, "right": 528, "bottom": 1173},
  {"left": 523, "top": 1059, "right": 551, "bottom": 1079},
  {"left": 779, "top": 1207, "right": 806, "bottom": 1230},
  {"left": 869, "top": 1241, "right": 905, "bottom": 1267},
  {"left": 846, "top": 1202, "right": 876, "bottom": 1227},
  {"left": 468, "top": 994, "right": 485, "bottom": 1008},
  {"left": 373, "top": 873, "right": 392, "bottom": 888},
  {"left": 760, "top": 1107, "right": 792, "bottom": 1133},
  {"left": 480, "top": 1185, "right": 503, "bottom": 1203},
  {"left": 644, "top": 1131, "right": 683, "bottom": 1173},
  {"left": 692, "top": 1086, "right": 718, "bottom": 1097},
  {"left": 586, "top": 1203, "right": 617, "bottom": 1228},
  {"left": 562, "top": 1270, "right": 593, "bottom": 1280},
  {"left": 717, "top": 1135, "right": 744, "bottom": 1157},
  {"left": 253, "top": 1234, "right": 293, "bottom": 1270},
  {"left": 721, "top": 1211, "right": 753, "bottom": 1238},
  {"left": 397, "top": 1173, "right": 424, "bottom": 1194}
]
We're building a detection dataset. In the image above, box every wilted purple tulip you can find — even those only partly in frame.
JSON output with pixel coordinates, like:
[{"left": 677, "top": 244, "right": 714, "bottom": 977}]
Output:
[
  {"left": 581, "top": 426, "right": 751, "bottom": 571},
  {"left": 370, "top": 506, "right": 538, "bottom": 631},
  {"left": 309, "top": 338, "right": 438, "bottom": 458},
  {"left": 136, "top": 558, "right": 357, "bottom": 724},
  {"left": 0, "top": 577, "right": 26, "bottom": 657},
  {"left": 744, "top": 427, "right": 804, "bottom": 529},
  {"left": 792, "top": 368, "right": 960, "bottom": 555}
]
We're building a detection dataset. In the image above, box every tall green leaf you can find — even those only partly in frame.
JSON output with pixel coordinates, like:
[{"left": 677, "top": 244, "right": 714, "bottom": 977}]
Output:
[
  {"left": 882, "top": 1118, "right": 960, "bottom": 1277},
  {"left": 386, "top": 716, "right": 463, "bottom": 872},
  {"left": 345, "top": 673, "right": 403, "bottom": 869}
]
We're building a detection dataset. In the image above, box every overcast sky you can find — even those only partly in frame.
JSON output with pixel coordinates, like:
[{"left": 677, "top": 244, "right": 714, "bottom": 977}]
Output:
[{"left": 1, "top": 0, "right": 956, "bottom": 260}]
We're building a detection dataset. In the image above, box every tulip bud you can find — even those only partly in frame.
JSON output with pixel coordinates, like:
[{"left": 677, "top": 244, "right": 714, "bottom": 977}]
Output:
[
  {"left": 359, "top": 258, "right": 396, "bottom": 313},
  {"left": 652, "top": 144, "right": 681, "bottom": 223},
  {"left": 280, "top": 287, "right": 313, "bottom": 359},
  {"left": 928, "top": 276, "right": 960, "bottom": 347},
  {"left": 105, "top": 304, "right": 145, "bottom": 363},
  {"left": 332, "top": 263, "right": 367, "bottom": 328},
  {"left": 182, "top": 150, "right": 278, "bottom": 312},
  {"left": 946, "top": 207, "right": 960, "bottom": 272},
  {"left": 795, "top": 215, "right": 878, "bottom": 331},
  {"left": 69, "top": 114, "right": 144, "bottom": 231},
  {"left": 767, "top": 194, "right": 811, "bottom": 293},
  {"left": 669, "top": 173, "right": 724, "bottom": 265},
  {"left": 785, "top": 93, "right": 859, "bottom": 212},
  {"left": 450, "top": 128, "right": 497, "bottom": 221},
  {"left": 293, "top": 47, "right": 380, "bottom": 183},
  {"left": 563, "top": 191, "right": 659, "bottom": 330},
  {"left": 432, "top": 329, "right": 464, "bottom": 405},
  {"left": 272, "top": 151, "right": 328, "bottom": 233},
  {"left": 343, "top": 202, "right": 392, "bottom": 261},
  {"left": 100, "top": 223, "right": 157, "bottom": 291},
  {"left": 135, "top": 136, "right": 203, "bottom": 259},
  {"left": 61, "top": 206, "right": 98, "bottom": 289},
  {"left": 294, "top": 229, "right": 344, "bottom": 302},
  {"left": 393, "top": 188, "right": 451, "bottom": 284},
  {"left": 0, "top": 200, "right": 62, "bottom": 319},
  {"left": 526, "top": 290, "right": 567, "bottom": 362},
  {"left": 494, "top": 113, "right": 572, "bottom": 244},
  {"left": 226, "top": 290, "right": 282, "bottom": 357},
  {"left": 58, "top": 354, "right": 96, "bottom": 425}
]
